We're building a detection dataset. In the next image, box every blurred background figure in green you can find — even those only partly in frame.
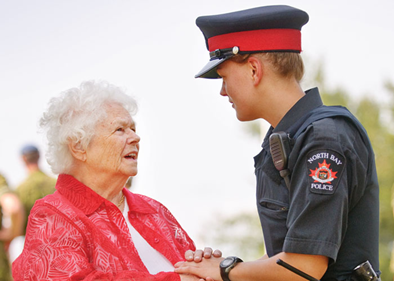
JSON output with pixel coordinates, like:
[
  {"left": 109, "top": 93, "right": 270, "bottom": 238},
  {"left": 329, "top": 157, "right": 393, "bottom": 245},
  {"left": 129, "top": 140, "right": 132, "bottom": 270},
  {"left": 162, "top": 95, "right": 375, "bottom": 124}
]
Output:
[
  {"left": 16, "top": 144, "right": 56, "bottom": 233},
  {"left": 0, "top": 173, "right": 24, "bottom": 280}
]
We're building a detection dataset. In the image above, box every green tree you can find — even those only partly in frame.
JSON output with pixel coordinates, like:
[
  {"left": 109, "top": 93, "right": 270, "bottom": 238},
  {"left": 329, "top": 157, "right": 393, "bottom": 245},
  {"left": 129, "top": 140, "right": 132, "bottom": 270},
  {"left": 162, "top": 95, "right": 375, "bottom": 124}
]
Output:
[
  {"left": 200, "top": 212, "right": 265, "bottom": 261},
  {"left": 319, "top": 78, "right": 394, "bottom": 281}
]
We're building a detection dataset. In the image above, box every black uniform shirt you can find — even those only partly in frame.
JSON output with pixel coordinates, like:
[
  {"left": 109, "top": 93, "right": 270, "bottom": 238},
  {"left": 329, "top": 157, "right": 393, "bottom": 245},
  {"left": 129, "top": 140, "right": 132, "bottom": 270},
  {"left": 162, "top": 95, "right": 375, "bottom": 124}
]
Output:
[{"left": 254, "top": 88, "right": 380, "bottom": 280}]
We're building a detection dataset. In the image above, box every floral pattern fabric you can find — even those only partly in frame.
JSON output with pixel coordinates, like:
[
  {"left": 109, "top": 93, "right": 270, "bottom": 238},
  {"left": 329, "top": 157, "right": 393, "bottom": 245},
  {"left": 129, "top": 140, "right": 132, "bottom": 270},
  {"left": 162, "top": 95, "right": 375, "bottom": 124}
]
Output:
[
  {"left": 15, "top": 170, "right": 56, "bottom": 234},
  {"left": 12, "top": 174, "right": 195, "bottom": 280}
]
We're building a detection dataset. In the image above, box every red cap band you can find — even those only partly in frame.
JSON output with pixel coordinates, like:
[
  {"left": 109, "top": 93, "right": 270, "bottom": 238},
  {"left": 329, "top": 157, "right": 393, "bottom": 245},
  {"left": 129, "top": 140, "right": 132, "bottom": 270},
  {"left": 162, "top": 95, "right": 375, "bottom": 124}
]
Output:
[{"left": 208, "top": 29, "right": 302, "bottom": 52}]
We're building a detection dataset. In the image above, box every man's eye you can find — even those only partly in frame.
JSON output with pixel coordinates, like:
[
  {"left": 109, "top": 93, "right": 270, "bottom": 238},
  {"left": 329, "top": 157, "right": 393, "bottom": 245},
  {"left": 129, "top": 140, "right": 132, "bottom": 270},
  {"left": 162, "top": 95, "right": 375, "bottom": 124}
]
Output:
[{"left": 116, "top": 127, "right": 124, "bottom": 132}]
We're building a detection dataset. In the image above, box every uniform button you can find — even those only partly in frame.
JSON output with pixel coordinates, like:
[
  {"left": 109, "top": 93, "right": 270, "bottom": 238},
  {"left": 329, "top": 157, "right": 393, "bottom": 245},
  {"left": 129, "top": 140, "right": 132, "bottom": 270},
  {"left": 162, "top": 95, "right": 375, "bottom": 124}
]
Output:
[{"left": 154, "top": 238, "right": 160, "bottom": 243}]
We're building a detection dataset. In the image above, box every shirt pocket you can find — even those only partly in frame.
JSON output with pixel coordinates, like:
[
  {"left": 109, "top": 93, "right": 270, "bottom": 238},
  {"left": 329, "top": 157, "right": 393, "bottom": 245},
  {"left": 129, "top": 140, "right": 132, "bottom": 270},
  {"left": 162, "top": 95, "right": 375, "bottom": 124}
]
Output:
[
  {"left": 257, "top": 198, "right": 289, "bottom": 256},
  {"left": 259, "top": 198, "right": 289, "bottom": 218}
]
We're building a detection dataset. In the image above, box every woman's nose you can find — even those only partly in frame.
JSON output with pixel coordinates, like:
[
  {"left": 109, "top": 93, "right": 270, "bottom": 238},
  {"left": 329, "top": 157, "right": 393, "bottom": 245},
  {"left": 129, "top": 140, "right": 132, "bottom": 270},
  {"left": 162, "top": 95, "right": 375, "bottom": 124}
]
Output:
[
  {"left": 220, "top": 82, "right": 227, "bottom": 96},
  {"left": 127, "top": 129, "right": 140, "bottom": 144}
]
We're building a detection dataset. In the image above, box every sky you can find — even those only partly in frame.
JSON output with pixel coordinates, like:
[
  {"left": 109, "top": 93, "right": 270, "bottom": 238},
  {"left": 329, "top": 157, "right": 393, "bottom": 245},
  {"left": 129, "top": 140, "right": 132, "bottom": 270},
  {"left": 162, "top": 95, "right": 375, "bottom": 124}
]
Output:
[{"left": 1, "top": 0, "right": 393, "bottom": 247}]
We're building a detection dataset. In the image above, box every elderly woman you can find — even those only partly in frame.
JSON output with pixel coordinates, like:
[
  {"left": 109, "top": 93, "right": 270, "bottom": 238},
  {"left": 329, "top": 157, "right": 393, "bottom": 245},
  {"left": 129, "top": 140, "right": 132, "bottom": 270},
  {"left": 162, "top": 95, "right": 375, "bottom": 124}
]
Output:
[{"left": 12, "top": 81, "right": 201, "bottom": 280}]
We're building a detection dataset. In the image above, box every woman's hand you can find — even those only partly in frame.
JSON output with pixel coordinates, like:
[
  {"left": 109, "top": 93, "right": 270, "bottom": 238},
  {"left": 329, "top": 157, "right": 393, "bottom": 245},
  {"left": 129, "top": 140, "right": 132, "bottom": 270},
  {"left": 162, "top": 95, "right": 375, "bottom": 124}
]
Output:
[
  {"left": 185, "top": 247, "right": 222, "bottom": 262},
  {"left": 179, "top": 274, "right": 215, "bottom": 281},
  {"left": 179, "top": 273, "right": 206, "bottom": 281},
  {"left": 176, "top": 247, "right": 223, "bottom": 280},
  {"left": 175, "top": 256, "right": 223, "bottom": 281}
]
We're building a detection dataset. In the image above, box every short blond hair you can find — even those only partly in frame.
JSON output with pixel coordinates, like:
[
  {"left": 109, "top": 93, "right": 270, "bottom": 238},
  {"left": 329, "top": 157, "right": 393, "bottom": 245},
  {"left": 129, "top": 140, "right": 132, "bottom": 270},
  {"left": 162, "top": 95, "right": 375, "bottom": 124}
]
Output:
[{"left": 231, "top": 52, "right": 304, "bottom": 82}]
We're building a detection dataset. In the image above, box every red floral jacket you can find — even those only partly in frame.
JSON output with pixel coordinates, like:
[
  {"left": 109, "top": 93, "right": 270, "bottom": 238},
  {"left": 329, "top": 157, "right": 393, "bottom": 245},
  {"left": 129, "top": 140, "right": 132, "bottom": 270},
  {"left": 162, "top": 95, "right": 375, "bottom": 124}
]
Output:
[{"left": 12, "top": 174, "right": 195, "bottom": 280}]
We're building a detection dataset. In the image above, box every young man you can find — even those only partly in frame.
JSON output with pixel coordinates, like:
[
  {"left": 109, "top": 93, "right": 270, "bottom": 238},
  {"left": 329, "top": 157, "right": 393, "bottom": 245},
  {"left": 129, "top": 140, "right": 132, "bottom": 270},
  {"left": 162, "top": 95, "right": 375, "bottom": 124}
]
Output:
[{"left": 175, "top": 5, "right": 380, "bottom": 281}]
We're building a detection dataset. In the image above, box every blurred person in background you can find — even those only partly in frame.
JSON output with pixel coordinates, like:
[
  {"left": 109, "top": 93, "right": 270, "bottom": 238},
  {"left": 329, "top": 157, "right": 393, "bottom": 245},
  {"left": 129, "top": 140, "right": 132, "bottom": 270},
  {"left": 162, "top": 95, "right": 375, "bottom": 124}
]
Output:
[
  {"left": 16, "top": 144, "right": 56, "bottom": 233},
  {"left": 12, "top": 80, "right": 218, "bottom": 280},
  {"left": 8, "top": 145, "right": 57, "bottom": 265},
  {"left": 0, "top": 174, "right": 24, "bottom": 280}
]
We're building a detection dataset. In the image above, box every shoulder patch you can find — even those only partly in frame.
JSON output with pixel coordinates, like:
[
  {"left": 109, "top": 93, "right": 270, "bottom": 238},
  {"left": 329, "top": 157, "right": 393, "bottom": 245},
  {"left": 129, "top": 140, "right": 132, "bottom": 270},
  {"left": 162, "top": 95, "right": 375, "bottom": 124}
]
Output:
[{"left": 306, "top": 149, "right": 345, "bottom": 195}]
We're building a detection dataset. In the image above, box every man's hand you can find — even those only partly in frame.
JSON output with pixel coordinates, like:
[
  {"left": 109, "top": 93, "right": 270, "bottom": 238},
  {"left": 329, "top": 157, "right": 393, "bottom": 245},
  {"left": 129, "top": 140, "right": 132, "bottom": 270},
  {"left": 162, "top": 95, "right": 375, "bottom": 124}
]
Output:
[{"left": 185, "top": 247, "right": 222, "bottom": 262}]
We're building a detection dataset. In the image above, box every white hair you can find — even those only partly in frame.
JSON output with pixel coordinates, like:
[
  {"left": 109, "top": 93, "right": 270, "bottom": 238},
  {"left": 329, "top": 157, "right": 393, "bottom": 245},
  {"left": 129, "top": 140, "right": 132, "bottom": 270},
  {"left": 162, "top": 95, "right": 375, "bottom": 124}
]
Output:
[{"left": 40, "top": 80, "right": 138, "bottom": 174}]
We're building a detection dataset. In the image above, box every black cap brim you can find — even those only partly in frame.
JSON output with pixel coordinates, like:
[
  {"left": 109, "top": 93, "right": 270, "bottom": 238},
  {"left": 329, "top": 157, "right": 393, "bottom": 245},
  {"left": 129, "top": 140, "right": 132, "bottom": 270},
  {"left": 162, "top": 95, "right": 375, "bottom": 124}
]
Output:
[{"left": 195, "top": 56, "right": 233, "bottom": 79}]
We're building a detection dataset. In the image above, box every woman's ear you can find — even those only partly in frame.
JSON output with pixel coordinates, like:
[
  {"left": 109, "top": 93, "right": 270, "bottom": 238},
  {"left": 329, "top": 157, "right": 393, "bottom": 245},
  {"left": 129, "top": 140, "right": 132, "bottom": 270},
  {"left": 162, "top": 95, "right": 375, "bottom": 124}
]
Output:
[
  {"left": 68, "top": 140, "right": 87, "bottom": 162},
  {"left": 247, "top": 56, "right": 263, "bottom": 86}
]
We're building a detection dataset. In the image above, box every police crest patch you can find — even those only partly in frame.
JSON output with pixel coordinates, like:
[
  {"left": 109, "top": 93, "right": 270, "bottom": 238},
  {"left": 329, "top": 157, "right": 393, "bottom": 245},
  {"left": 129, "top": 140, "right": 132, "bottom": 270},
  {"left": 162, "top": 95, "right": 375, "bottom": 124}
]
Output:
[{"left": 306, "top": 149, "right": 345, "bottom": 194}]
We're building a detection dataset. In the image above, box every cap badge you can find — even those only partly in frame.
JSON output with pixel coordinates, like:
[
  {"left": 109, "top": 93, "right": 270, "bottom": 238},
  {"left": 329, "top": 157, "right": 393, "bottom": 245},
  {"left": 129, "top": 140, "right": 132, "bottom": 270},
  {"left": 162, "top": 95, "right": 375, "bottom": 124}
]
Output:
[{"left": 209, "top": 46, "right": 240, "bottom": 60}]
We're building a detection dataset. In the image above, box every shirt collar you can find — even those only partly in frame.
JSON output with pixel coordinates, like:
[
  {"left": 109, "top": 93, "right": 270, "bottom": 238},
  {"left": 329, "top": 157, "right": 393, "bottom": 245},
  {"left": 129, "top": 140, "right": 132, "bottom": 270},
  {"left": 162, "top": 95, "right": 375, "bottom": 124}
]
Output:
[
  {"left": 124, "top": 191, "right": 156, "bottom": 214},
  {"left": 56, "top": 174, "right": 107, "bottom": 215},
  {"left": 56, "top": 174, "right": 156, "bottom": 215},
  {"left": 262, "top": 87, "right": 323, "bottom": 150},
  {"left": 273, "top": 87, "right": 323, "bottom": 133}
]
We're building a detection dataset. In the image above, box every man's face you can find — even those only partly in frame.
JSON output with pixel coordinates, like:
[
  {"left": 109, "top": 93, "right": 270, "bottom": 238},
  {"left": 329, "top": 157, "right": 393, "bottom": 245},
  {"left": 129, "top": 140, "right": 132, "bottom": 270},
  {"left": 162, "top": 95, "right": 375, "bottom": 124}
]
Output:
[{"left": 216, "top": 59, "right": 257, "bottom": 121}]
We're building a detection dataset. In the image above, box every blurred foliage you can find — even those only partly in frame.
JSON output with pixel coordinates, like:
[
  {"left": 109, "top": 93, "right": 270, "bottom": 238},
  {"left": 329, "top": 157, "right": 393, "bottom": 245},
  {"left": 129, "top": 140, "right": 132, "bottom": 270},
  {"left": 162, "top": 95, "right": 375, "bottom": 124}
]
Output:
[
  {"left": 318, "top": 72, "right": 394, "bottom": 281},
  {"left": 199, "top": 212, "right": 265, "bottom": 261},
  {"left": 206, "top": 62, "right": 394, "bottom": 280},
  {"left": 243, "top": 119, "right": 262, "bottom": 138}
]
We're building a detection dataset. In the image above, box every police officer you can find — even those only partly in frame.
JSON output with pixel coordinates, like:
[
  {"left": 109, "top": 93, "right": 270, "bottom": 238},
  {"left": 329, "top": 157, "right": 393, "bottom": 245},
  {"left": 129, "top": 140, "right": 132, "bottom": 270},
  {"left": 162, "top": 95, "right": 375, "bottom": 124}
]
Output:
[{"left": 175, "top": 5, "right": 380, "bottom": 281}]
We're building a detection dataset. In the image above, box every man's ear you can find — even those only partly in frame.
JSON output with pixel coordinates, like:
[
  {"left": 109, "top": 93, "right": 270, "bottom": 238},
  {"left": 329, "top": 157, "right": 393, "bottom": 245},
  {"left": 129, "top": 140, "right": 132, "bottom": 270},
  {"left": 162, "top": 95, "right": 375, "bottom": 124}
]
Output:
[
  {"left": 21, "top": 155, "right": 28, "bottom": 164},
  {"left": 247, "top": 56, "right": 263, "bottom": 86},
  {"left": 68, "top": 140, "right": 87, "bottom": 162}
]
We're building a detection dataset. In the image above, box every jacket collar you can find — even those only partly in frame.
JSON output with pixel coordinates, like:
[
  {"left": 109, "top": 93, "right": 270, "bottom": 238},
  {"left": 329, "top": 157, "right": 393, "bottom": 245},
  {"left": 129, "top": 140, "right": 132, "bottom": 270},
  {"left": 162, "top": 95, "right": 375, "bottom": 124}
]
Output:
[{"left": 56, "top": 174, "right": 156, "bottom": 215}]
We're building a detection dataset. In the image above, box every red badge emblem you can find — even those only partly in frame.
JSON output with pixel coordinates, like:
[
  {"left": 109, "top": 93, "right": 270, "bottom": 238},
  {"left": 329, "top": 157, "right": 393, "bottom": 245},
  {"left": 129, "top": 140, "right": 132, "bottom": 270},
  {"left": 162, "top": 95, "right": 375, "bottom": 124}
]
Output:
[
  {"left": 306, "top": 150, "right": 345, "bottom": 195},
  {"left": 309, "top": 159, "right": 338, "bottom": 184}
]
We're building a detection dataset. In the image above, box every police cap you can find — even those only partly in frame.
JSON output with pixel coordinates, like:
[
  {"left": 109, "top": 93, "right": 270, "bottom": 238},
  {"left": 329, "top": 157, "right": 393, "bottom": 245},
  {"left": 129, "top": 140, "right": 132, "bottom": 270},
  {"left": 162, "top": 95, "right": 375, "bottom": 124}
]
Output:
[{"left": 195, "top": 5, "right": 309, "bottom": 78}]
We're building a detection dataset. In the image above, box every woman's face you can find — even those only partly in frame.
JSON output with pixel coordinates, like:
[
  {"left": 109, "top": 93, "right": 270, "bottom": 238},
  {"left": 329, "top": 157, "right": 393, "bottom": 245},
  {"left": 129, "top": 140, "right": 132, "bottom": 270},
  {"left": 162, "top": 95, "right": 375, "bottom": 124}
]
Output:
[
  {"left": 84, "top": 102, "right": 140, "bottom": 179},
  {"left": 217, "top": 59, "right": 256, "bottom": 122}
]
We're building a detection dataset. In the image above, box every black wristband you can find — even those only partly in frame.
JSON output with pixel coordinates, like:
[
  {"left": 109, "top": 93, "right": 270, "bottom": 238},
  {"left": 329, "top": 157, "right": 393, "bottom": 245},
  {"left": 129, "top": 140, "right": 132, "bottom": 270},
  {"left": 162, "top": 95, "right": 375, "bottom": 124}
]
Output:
[{"left": 220, "top": 256, "right": 243, "bottom": 281}]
